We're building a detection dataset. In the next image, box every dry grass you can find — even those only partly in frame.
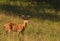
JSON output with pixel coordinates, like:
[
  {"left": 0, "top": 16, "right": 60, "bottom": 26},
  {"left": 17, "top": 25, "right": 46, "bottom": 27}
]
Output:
[{"left": 0, "top": 12, "right": 60, "bottom": 41}]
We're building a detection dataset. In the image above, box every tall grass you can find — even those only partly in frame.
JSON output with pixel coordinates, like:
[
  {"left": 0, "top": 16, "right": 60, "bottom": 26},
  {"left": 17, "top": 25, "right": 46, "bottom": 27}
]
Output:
[
  {"left": 0, "top": 1, "right": 60, "bottom": 41},
  {"left": 0, "top": 12, "right": 60, "bottom": 41}
]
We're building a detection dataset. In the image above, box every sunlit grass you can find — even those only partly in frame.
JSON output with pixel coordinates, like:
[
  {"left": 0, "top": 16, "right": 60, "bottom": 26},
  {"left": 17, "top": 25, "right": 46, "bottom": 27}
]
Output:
[
  {"left": 0, "top": 1, "right": 60, "bottom": 41},
  {"left": 0, "top": 12, "right": 60, "bottom": 41}
]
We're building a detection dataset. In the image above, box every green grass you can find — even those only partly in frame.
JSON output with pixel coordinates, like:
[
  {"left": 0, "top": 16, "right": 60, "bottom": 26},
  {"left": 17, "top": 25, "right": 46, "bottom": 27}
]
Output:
[
  {"left": 0, "top": 12, "right": 60, "bottom": 41},
  {"left": 0, "top": 1, "right": 60, "bottom": 41}
]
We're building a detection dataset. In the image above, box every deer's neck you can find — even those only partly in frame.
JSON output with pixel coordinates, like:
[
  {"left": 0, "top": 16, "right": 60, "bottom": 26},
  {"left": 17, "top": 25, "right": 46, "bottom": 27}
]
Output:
[{"left": 22, "top": 22, "right": 27, "bottom": 28}]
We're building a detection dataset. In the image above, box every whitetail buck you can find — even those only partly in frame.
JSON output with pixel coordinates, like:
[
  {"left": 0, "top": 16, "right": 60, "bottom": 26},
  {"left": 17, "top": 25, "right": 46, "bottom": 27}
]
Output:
[{"left": 4, "top": 15, "right": 30, "bottom": 35}]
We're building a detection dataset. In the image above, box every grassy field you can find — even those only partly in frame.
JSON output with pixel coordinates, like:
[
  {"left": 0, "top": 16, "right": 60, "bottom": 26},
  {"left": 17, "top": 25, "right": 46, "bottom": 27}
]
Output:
[
  {"left": 0, "top": 11, "right": 60, "bottom": 41},
  {"left": 0, "top": 1, "right": 60, "bottom": 41}
]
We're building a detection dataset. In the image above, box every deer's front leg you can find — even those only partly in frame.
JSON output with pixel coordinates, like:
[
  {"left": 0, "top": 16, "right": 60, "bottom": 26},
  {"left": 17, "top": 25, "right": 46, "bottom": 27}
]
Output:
[{"left": 5, "top": 29, "right": 11, "bottom": 36}]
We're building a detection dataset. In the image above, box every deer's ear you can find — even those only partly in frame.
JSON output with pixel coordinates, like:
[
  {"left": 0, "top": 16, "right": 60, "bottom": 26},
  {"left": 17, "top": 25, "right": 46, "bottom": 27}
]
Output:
[
  {"left": 22, "top": 15, "right": 25, "bottom": 20},
  {"left": 27, "top": 15, "right": 30, "bottom": 20}
]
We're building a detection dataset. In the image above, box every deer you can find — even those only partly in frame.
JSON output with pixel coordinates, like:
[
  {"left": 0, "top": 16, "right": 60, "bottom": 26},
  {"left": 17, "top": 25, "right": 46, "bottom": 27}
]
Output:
[{"left": 4, "top": 15, "right": 30, "bottom": 36}]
